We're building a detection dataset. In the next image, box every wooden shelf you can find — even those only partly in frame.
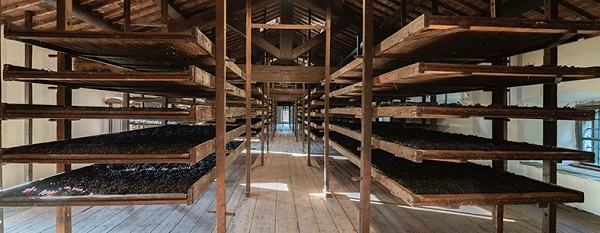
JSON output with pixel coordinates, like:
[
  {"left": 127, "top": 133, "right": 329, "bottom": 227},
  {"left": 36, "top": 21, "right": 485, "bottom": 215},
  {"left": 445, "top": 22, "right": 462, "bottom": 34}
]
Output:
[
  {"left": 330, "top": 123, "right": 594, "bottom": 163},
  {"left": 0, "top": 141, "right": 245, "bottom": 207},
  {"left": 329, "top": 133, "right": 584, "bottom": 207},
  {"left": 329, "top": 105, "right": 595, "bottom": 120},
  {"left": 0, "top": 104, "right": 247, "bottom": 121},
  {"left": 0, "top": 125, "right": 245, "bottom": 164},
  {"left": 332, "top": 14, "right": 600, "bottom": 81},
  {"left": 331, "top": 63, "right": 600, "bottom": 98},
  {"left": 3, "top": 65, "right": 245, "bottom": 99},
  {"left": 3, "top": 24, "right": 245, "bottom": 78}
]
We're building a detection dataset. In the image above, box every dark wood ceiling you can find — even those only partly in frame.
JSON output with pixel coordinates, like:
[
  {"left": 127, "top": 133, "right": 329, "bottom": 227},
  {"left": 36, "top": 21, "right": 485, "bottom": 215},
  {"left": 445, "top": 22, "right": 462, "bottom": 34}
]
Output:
[{"left": 2, "top": 0, "right": 600, "bottom": 67}]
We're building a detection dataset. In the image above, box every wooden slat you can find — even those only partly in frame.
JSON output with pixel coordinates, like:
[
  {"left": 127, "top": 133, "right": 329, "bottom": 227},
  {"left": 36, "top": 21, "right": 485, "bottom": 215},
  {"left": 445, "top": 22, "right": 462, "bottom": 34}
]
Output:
[
  {"left": 0, "top": 141, "right": 245, "bottom": 207},
  {"left": 4, "top": 24, "right": 214, "bottom": 71},
  {"left": 329, "top": 136, "right": 585, "bottom": 208},
  {"left": 332, "top": 13, "right": 600, "bottom": 79},
  {"left": 250, "top": 23, "right": 326, "bottom": 30},
  {"left": 3, "top": 65, "right": 246, "bottom": 99},
  {"left": 329, "top": 105, "right": 595, "bottom": 120},
  {"left": 329, "top": 123, "right": 594, "bottom": 163},
  {"left": 0, "top": 104, "right": 246, "bottom": 121},
  {"left": 1, "top": 125, "right": 245, "bottom": 164},
  {"left": 330, "top": 62, "right": 600, "bottom": 98}
]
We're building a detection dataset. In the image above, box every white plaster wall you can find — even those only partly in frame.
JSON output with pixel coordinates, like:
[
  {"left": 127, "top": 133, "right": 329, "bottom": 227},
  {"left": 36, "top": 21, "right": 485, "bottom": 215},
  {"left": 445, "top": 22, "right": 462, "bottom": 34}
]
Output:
[
  {"left": 437, "top": 36, "right": 600, "bottom": 216},
  {"left": 1, "top": 25, "right": 121, "bottom": 188}
]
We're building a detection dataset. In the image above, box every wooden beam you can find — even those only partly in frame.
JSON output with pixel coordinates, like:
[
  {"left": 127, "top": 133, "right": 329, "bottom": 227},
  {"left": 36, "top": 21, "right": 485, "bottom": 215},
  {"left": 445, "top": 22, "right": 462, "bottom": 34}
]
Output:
[
  {"left": 280, "top": 0, "right": 294, "bottom": 64},
  {"left": 43, "top": 0, "right": 118, "bottom": 31},
  {"left": 360, "top": 0, "right": 374, "bottom": 232},
  {"left": 24, "top": 10, "right": 34, "bottom": 182},
  {"left": 169, "top": 0, "right": 271, "bottom": 32},
  {"left": 292, "top": 23, "right": 346, "bottom": 59},
  {"left": 490, "top": 2, "right": 506, "bottom": 232},
  {"left": 215, "top": 0, "right": 227, "bottom": 231},
  {"left": 56, "top": 0, "right": 72, "bottom": 232},
  {"left": 558, "top": 0, "right": 598, "bottom": 20},
  {"left": 323, "top": 1, "right": 332, "bottom": 197},
  {"left": 251, "top": 23, "right": 326, "bottom": 30},
  {"left": 245, "top": 0, "right": 252, "bottom": 197},
  {"left": 543, "top": 0, "right": 558, "bottom": 232},
  {"left": 228, "top": 21, "right": 282, "bottom": 59},
  {"left": 124, "top": 0, "right": 131, "bottom": 32},
  {"left": 296, "top": 0, "right": 362, "bottom": 32},
  {"left": 236, "top": 65, "right": 328, "bottom": 83},
  {"left": 152, "top": 0, "right": 185, "bottom": 22}
]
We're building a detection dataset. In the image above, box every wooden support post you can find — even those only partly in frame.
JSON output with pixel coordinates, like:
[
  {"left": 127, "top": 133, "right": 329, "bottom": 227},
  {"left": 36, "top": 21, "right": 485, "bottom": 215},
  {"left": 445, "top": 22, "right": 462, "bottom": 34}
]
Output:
[
  {"left": 307, "top": 89, "right": 312, "bottom": 166},
  {"left": 160, "top": 0, "right": 168, "bottom": 33},
  {"left": 123, "top": 0, "right": 131, "bottom": 32},
  {"left": 56, "top": 1, "right": 73, "bottom": 232},
  {"left": 301, "top": 83, "right": 306, "bottom": 152},
  {"left": 24, "top": 10, "right": 34, "bottom": 182},
  {"left": 215, "top": 0, "right": 227, "bottom": 231},
  {"left": 490, "top": 1, "right": 506, "bottom": 232},
  {"left": 360, "top": 0, "right": 374, "bottom": 231},
  {"left": 323, "top": 1, "right": 332, "bottom": 197},
  {"left": 266, "top": 83, "right": 270, "bottom": 154},
  {"left": 280, "top": 0, "right": 294, "bottom": 64},
  {"left": 245, "top": 0, "right": 253, "bottom": 197},
  {"left": 260, "top": 84, "right": 266, "bottom": 165},
  {"left": 122, "top": 93, "right": 129, "bottom": 131},
  {"left": 542, "top": 1, "right": 558, "bottom": 233},
  {"left": 0, "top": 8, "right": 4, "bottom": 231},
  {"left": 293, "top": 100, "right": 298, "bottom": 141}
]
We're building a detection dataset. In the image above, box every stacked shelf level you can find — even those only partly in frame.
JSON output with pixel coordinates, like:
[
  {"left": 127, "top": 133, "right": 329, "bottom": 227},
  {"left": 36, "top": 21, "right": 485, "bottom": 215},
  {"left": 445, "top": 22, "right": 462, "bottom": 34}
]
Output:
[
  {"left": 329, "top": 132, "right": 584, "bottom": 207},
  {"left": 325, "top": 13, "right": 600, "bottom": 231},
  {"left": 0, "top": 23, "right": 256, "bottom": 208}
]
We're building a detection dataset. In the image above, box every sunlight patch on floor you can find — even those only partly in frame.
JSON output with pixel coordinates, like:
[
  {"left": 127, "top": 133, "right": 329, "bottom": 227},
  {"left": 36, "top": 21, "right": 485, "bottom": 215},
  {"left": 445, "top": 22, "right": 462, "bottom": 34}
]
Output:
[
  {"left": 397, "top": 205, "right": 516, "bottom": 222},
  {"left": 241, "top": 182, "right": 289, "bottom": 191}
]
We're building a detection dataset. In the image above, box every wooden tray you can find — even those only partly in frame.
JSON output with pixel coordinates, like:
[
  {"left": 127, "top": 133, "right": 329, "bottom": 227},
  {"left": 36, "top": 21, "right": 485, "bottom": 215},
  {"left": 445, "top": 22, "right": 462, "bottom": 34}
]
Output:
[
  {"left": 329, "top": 135, "right": 584, "bottom": 207},
  {"left": 331, "top": 14, "right": 600, "bottom": 81},
  {"left": 0, "top": 141, "right": 245, "bottom": 207},
  {"left": 330, "top": 123, "right": 594, "bottom": 163},
  {"left": 329, "top": 105, "right": 595, "bottom": 120},
  {"left": 3, "top": 65, "right": 245, "bottom": 99},
  {"left": 1, "top": 125, "right": 245, "bottom": 164},
  {"left": 0, "top": 104, "right": 246, "bottom": 121}
]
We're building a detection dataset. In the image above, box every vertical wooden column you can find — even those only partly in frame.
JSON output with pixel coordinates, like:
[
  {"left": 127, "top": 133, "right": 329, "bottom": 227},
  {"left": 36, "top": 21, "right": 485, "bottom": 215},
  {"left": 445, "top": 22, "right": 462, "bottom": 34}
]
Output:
[
  {"left": 490, "top": 1, "right": 507, "bottom": 232},
  {"left": 245, "top": 0, "right": 253, "bottom": 197},
  {"left": 360, "top": 0, "right": 374, "bottom": 231},
  {"left": 124, "top": 0, "right": 131, "bottom": 32},
  {"left": 307, "top": 89, "right": 312, "bottom": 166},
  {"left": 293, "top": 100, "right": 298, "bottom": 141},
  {"left": 260, "top": 84, "right": 266, "bottom": 165},
  {"left": 280, "top": 0, "right": 294, "bottom": 64},
  {"left": 215, "top": 0, "right": 228, "bottom": 231},
  {"left": 266, "top": 82, "right": 270, "bottom": 153},
  {"left": 323, "top": 0, "right": 332, "bottom": 196},
  {"left": 0, "top": 7, "right": 4, "bottom": 231},
  {"left": 56, "top": 1, "right": 73, "bottom": 232},
  {"left": 160, "top": 0, "right": 168, "bottom": 32},
  {"left": 543, "top": 1, "right": 559, "bottom": 233},
  {"left": 301, "top": 83, "right": 306, "bottom": 152},
  {"left": 122, "top": 93, "right": 129, "bottom": 131},
  {"left": 24, "top": 10, "right": 34, "bottom": 182},
  {"left": 273, "top": 99, "right": 277, "bottom": 140}
]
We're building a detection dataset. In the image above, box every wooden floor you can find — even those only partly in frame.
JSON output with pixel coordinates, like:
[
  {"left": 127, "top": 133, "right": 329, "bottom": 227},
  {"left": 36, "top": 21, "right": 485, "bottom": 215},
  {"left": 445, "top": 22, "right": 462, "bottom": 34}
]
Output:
[{"left": 4, "top": 124, "right": 600, "bottom": 233}]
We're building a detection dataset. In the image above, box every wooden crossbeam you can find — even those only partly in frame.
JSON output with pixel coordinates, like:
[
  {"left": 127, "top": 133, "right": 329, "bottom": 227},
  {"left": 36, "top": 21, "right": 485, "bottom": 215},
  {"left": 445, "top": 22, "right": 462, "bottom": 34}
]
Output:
[
  {"left": 43, "top": 0, "right": 118, "bottom": 31},
  {"left": 250, "top": 23, "right": 326, "bottom": 30},
  {"left": 228, "top": 21, "right": 282, "bottom": 60}
]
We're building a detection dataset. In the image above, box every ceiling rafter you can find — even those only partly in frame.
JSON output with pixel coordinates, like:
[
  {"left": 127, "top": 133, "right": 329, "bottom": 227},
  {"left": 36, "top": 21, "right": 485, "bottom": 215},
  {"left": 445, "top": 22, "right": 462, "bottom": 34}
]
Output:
[{"left": 42, "top": 0, "right": 119, "bottom": 31}]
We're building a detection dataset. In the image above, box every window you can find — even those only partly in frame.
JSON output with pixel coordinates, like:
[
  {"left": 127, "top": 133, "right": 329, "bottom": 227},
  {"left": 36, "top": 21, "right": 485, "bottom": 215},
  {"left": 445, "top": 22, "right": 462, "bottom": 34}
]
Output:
[{"left": 577, "top": 107, "right": 600, "bottom": 166}]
